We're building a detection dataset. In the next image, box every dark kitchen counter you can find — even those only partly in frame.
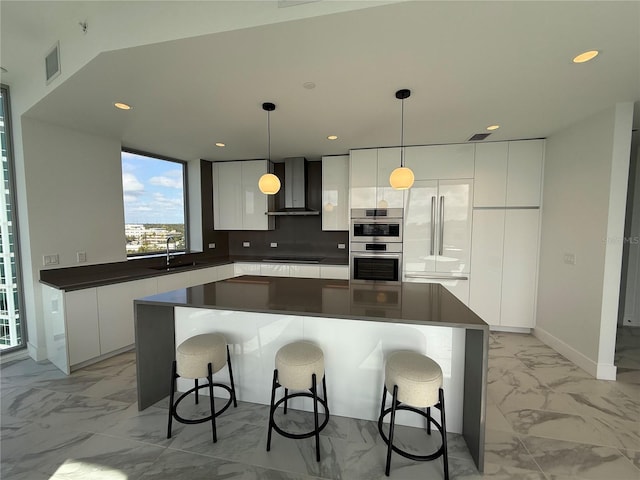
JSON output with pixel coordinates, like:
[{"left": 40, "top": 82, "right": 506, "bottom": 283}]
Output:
[
  {"left": 39, "top": 255, "right": 348, "bottom": 291},
  {"left": 135, "top": 275, "right": 487, "bottom": 330}
]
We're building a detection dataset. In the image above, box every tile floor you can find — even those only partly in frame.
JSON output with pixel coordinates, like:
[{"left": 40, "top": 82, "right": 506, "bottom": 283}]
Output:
[{"left": 1, "top": 332, "right": 639, "bottom": 479}]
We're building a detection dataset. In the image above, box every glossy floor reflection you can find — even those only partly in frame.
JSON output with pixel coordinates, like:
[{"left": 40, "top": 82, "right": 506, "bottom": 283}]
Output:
[{"left": 2, "top": 333, "right": 639, "bottom": 479}]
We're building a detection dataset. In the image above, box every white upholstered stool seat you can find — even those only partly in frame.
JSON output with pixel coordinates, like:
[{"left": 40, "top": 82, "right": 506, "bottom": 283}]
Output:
[
  {"left": 378, "top": 351, "right": 449, "bottom": 479},
  {"left": 267, "top": 341, "right": 329, "bottom": 462},
  {"left": 168, "top": 332, "right": 237, "bottom": 444},
  {"left": 385, "top": 351, "right": 443, "bottom": 408},
  {"left": 176, "top": 333, "right": 227, "bottom": 379},
  {"left": 275, "top": 341, "right": 324, "bottom": 390}
]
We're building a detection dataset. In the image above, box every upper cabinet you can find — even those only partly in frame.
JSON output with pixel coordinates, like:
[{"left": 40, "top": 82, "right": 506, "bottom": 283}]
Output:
[
  {"left": 322, "top": 155, "right": 349, "bottom": 231},
  {"left": 350, "top": 148, "right": 403, "bottom": 208},
  {"left": 404, "top": 144, "right": 475, "bottom": 180},
  {"left": 474, "top": 140, "right": 544, "bottom": 207},
  {"left": 213, "top": 160, "right": 274, "bottom": 231}
]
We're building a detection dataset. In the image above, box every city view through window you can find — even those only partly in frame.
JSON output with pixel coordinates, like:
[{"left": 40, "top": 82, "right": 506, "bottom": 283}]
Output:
[
  {"left": 121, "top": 150, "right": 186, "bottom": 255},
  {"left": 0, "top": 84, "right": 24, "bottom": 351}
]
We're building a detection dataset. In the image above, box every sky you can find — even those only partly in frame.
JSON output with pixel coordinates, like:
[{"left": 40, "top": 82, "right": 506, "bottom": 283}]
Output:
[{"left": 121, "top": 151, "right": 185, "bottom": 224}]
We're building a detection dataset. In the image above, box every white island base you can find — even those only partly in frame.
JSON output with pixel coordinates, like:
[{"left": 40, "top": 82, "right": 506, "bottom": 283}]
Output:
[{"left": 175, "top": 306, "right": 466, "bottom": 432}]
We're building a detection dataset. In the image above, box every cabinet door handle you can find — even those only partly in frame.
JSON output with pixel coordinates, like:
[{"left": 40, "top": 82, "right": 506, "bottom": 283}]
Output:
[
  {"left": 405, "top": 273, "right": 469, "bottom": 281},
  {"left": 430, "top": 196, "right": 436, "bottom": 256},
  {"left": 439, "top": 195, "right": 445, "bottom": 256}
]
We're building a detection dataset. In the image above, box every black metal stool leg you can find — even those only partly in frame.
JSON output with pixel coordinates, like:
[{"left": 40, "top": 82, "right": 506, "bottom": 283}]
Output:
[
  {"left": 266, "top": 369, "right": 278, "bottom": 452},
  {"left": 312, "top": 373, "right": 320, "bottom": 462},
  {"left": 195, "top": 378, "right": 199, "bottom": 404},
  {"left": 379, "top": 385, "right": 388, "bottom": 421},
  {"left": 167, "top": 360, "right": 177, "bottom": 439},
  {"left": 322, "top": 375, "right": 328, "bottom": 404},
  {"left": 385, "top": 385, "right": 399, "bottom": 477},
  {"left": 440, "top": 388, "right": 449, "bottom": 480},
  {"left": 427, "top": 406, "right": 432, "bottom": 434},
  {"left": 226, "top": 345, "right": 238, "bottom": 408},
  {"left": 208, "top": 363, "right": 217, "bottom": 443},
  {"left": 284, "top": 388, "right": 289, "bottom": 414}
]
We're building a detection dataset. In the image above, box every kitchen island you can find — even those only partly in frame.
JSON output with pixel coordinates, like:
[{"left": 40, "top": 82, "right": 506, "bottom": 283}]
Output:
[{"left": 134, "top": 275, "right": 488, "bottom": 471}]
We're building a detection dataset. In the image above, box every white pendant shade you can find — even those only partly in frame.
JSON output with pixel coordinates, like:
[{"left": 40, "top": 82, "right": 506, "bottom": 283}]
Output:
[
  {"left": 389, "top": 166, "right": 415, "bottom": 190},
  {"left": 258, "top": 173, "right": 281, "bottom": 195}
]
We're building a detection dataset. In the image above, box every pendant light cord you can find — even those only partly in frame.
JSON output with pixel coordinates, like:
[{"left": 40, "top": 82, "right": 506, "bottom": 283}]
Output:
[
  {"left": 400, "top": 97, "right": 405, "bottom": 167},
  {"left": 267, "top": 110, "right": 271, "bottom": 161}
]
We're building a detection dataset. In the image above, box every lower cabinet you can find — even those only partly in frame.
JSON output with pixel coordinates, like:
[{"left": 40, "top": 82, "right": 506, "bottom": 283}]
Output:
[
  {"left": 65, "top": 288, "right": 101, "bottom": 368},
  {"left": 97, "top": 278, "right": 157, "bottom": 354},
  {"left": 469, "top": 209, "right": 540, "bottom": 328}
]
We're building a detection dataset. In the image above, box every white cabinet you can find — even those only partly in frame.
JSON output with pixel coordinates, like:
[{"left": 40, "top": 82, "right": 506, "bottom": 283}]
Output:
[
  {"left": 188, "top": 266, "right": 219, "bottom": 287},
  {"left": 260, "top": 263, "right": 290, "bottom": 277},
  {"left": 97, "top": 278, "right": 157, "bottom": 354},
  {"left": 157, "top": 271, "right": 191, "bottom": 293},
  {"left": 216, "top": 263, "right": 236, "bottom": 281},
  {"left": 404, "top": 179, "right": 473, "bottom": 275},
  {"left": 469, "top": 209, "right": 540, "bottom": 328},
  {"left": 213, "top": 160, "right": 274, "bottom": 230},
  {"left": 234, "top": 262, "right": 261, "bottom": 276},
  {"left": 65, "top": 288, "right": 101, "bottom": 367},
  {"left": 322, "top": 155, "right": 349, "bottom": 231},
  {"left": 404, "top": 144, "right": 475, "bottom": 180},
  {"left": 289, "top": 264, "right": 321, "bottom": 278},
  {"left": 350, "top": 148, "right": 403, "bottom": 208},
  {"left": 474, "top": 140, "right": 544, "bottom": 207},
  {"left": 320, "top": 265, "right": 349, "bottom": 280}
]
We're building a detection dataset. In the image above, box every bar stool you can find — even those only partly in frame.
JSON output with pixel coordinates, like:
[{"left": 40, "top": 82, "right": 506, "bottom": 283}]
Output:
[
  {"left": 266, "top": 341, "right": 329, "bottom": 461},
  {"left": 167, "top": 333, "right": 237, "bottom": 443},
  {"left": 377, "top": 351, "right": 449, "bottom": 479}
]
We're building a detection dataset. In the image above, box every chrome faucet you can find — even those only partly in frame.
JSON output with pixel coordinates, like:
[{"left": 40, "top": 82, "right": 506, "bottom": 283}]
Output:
[{"left": 166, "top": 236, "right": 176, "bottom": 266}]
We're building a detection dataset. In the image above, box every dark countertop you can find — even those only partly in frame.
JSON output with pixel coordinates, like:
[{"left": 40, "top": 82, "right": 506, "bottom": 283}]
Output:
[
  {"left": 39, "top": 255, "right": 348, "bottom": 291},
  {"left": 135, "top": 275, "right": 488, "bottom": 330}
]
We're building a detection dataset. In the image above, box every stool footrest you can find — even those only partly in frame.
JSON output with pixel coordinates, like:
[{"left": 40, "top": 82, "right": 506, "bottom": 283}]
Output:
[
  {"left": 171, "top": 382, "right": 234, "bottom": 425},
  {"left": 270, "top": 391, "right": 330, "bottom": 440},
  {"left": 378, "top": 403, "right": 445, "bottom": 462}
]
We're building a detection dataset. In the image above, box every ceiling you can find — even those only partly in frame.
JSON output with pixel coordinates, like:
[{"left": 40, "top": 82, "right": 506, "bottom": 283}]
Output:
[{"left": 15, "top": 1, "right": 640, "bottom": 162}]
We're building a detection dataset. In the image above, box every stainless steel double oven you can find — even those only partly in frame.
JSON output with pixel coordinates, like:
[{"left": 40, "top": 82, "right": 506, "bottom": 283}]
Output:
[{"left": 350, "top": 208, "right": 403, "bottom": 284}]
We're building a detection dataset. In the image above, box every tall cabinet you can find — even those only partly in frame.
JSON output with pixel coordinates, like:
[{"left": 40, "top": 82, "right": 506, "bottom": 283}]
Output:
[
  {"left": 469, "top": 140, "right": 544, "bottom": 329},
  {"left": 213, "top": 160, "right": 274, "bottom": 231},
  {"left": 402, "top": 144, "right": 475, "bottom": 304},
  {"left": 349, "top": 148, "right": 403, "bottom": 208},
  {"left": 322, "top": 155, "right": 349, "bottom": 231}
]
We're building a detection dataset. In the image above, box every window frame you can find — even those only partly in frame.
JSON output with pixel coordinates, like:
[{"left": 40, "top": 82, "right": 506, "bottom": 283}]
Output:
[
  {"left": 0, "top": 83, "right": 27, "bottom": 353},
  {"left": 121, "top": 147, "right": 190, "bottom": 258}
]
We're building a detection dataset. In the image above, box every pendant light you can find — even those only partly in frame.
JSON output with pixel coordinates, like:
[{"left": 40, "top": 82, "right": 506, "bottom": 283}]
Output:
[
  {"left": 389, "top": 89, "right": 415, "bottom": 190},
  {"left": 258, "top": 102, "right": 281, "bottom": 195}
]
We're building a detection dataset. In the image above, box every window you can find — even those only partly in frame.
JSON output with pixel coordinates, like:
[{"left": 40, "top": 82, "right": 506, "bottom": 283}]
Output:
[
  {"left": 121, "top": 149, "right": 188, "bottom": 256},
  {"left": 0, "top": 84, "right": 25, "bottom": 352}
]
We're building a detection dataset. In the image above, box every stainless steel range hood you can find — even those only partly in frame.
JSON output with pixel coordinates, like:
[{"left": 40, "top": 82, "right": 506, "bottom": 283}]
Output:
[{"left": 266, "top": 157, "right": 320, "bottom": 216}]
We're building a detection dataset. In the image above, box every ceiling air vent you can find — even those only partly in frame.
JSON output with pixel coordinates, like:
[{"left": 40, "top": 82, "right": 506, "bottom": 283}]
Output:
[
  {"left": 467, "top": 132, "right": 492, "bottom": 142},
  {"left": 45, "top": 41, "right": 61, "bottom": 85}
]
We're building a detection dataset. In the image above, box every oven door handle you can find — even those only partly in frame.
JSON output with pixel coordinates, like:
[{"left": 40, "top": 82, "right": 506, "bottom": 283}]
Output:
[{"left": 404, "top": 273, "right": 468, "bottom": 281}]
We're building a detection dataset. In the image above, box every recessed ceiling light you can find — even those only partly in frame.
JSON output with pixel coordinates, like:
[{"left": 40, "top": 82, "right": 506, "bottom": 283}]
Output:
[
  {"left": 486, "top": 125, "right": 500, "bottom": 131},
  {"left": 114, "top": 102, "right": 132, "bottom": 110},
  {"left": 573, "top": 50, "right": 599, "bottom": 63},
  {"left": 215, "top": 142, "right": 225, "bottom": 147},
  {"left": 327, "top": 135, "right": 338, "bottom": 140},
  {"left": 303, "top": 82, "right": 316, "bottom": 90}
]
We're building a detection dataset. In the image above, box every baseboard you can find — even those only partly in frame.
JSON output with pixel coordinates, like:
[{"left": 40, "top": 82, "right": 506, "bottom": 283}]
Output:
[
  {"left": 27, "top": 342, "right": 47, "bottom": 362},
  {"left": 596, "top": 362, "right": 617, "bottom": 380},
  {"left": 69, "top": 344, "right": 134, "bottom": 372},
  {"left": 532, "top": 327, "right": 598, "bottom": 378},
  {"left": 490, "top": 326, "right": 531, "bottom": 334}
]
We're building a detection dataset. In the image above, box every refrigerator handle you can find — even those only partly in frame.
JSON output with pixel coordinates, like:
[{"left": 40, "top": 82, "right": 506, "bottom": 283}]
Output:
[
  {"left": 430, "top": 196, "right": 436, "bottom": 256},
  {"left": 439, "top": 195, "right": 445, "bottom": 256}
]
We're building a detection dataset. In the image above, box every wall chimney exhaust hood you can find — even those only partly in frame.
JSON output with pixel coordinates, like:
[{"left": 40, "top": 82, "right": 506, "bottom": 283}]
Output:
[{"left": 266, "top": 157, "right": 320, "bottom": 216}]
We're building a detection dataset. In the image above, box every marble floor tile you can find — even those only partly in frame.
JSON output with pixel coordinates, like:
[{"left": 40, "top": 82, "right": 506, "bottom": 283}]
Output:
[
  {"left": 587, "top": 414, "right": 640, "bottom": 451},
  {"left": 493, "top": 386, "right": 585, "bottom": 416},
  {"left": 482, "top": 429, "right": 540, "bottom": 471},
  {"left": 34, "top": 392, "right": 133, "bottom": 433},
  {"left": 1, "top": 358, "right": 68, "bottom": 387},
  {"left": 502, "top": 408, "right": 621, "bottom": 447},
  {"left": 102, "top": 405, "right": 185, "bottom": 447},
  {"left": 43, "top": 433, "right": 165, "bottom": 480},
  {"left": 243, "top": 465, "right": 322, "bottom": 480},
  {"left": 616, "top": 367, "right": 640, "bottom": 384},
  {"left": 138, "top": 448, "right": 249, "bottom": 480},
  {"left": 1, "top": 386, "right": 71, "bottom": 421},
  {"left": 566, "top": 390, "right": 640, "bottom": 423},
  {"left": 452, "top": 460, "right": 547, "bottom": 480},
  {"left": 486, "top": 403, "right": 514, "bottom": 433},
  {"left": 619, "top": 448, "right": 640, "bottom": 470},
  {"left": 520, "top": 434, "right": 640, "bottom": 479},
  {"left": 80, "top": 375, "right": 138, "bottom": 405}
]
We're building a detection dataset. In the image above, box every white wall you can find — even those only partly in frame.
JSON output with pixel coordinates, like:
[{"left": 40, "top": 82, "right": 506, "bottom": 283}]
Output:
[
  {"left": 21, "top": 117, "right": 125, "bottom": 360},
  {"left": 535, "top": 103, "right": 634, "bottom": 379}
]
